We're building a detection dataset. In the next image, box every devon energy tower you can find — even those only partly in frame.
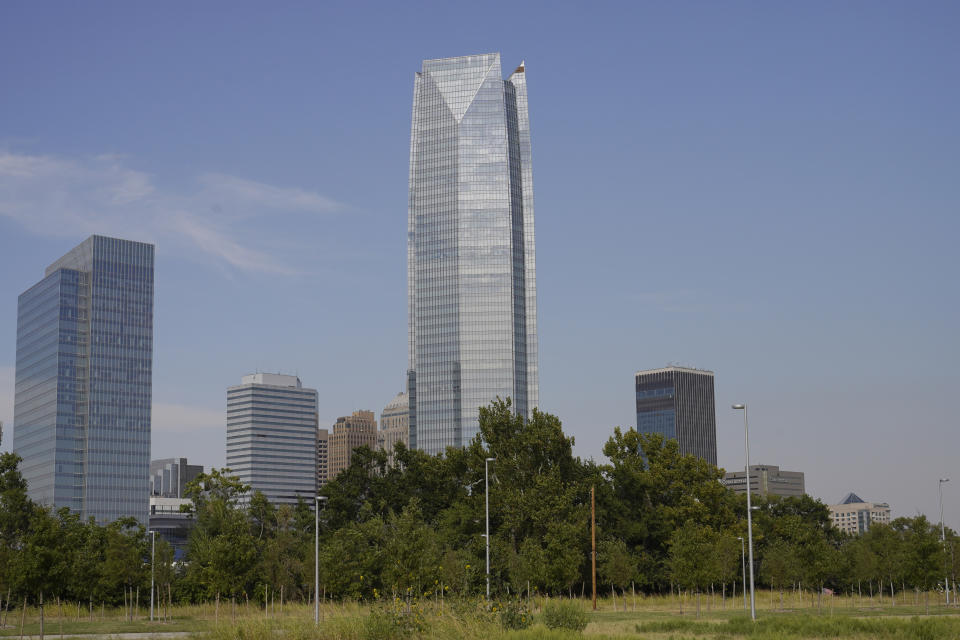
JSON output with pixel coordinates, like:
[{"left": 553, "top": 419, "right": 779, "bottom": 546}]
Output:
[{"left": 407, "top": 53, "right": 539, "bottom": 454}]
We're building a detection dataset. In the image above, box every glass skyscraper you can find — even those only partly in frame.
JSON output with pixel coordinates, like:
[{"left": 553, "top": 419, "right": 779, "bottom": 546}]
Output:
[
  {"left": 635, "top": 366, "right": 717, "bottom": 465},
  {"left": 407, "top": 53, "right": 539, "bottom": 454},
  {"left": 14, "top": 235, "right": 154, "bottom": 524}
]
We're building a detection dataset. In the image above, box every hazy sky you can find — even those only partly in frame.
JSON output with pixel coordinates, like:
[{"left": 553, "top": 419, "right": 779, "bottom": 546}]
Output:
[{"left": 1, "top": 2, "right": 957, "bottom": 527}]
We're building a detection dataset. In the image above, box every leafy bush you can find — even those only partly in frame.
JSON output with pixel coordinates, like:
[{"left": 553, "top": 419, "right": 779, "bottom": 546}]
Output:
[
  {"left": 362, "top": 599, "right": 426, "bottom": 640},
  {"left": 495, "top": 598, "right": 531, "bottom": 630},
  {"left": 541, "top": 599, "right": 588, "bottom": 632}
]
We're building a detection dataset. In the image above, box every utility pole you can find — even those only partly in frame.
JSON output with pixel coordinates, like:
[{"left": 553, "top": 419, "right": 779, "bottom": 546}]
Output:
[
  {"left": 150, "top": 531, "right": 156, "bottom": 622},
  {"left": 591, "top": 485, "right": 597, "bottom": 610}
]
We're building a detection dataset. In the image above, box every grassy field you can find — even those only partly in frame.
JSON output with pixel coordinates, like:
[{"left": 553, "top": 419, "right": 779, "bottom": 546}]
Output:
[{"left": 1, "top": 590, "right": 959, "bottom": 639}]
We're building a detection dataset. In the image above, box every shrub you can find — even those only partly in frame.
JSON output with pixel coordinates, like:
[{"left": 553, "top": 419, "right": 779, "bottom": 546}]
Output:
[
  {"left": 495, "top": 598, "right": 531, "bottom": 630},
  {"left": 541, "top": 599, "right": 588, "bottom": 632}
]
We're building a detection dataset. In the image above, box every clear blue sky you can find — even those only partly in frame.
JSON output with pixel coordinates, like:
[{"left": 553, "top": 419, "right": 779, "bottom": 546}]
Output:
[{"left": 1, "top": 1, "right": 958, "bottom": 526}]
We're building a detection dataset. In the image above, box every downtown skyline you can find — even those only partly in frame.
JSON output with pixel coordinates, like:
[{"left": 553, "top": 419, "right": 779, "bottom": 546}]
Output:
[{"left": 0, "top": 2, "right": 957, "bottom": 528}]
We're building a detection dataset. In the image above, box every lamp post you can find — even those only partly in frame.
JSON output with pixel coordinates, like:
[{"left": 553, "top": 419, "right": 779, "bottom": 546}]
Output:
[
  {"left": 732, "top": 404, "right": 756, "bottom": 621},
  {"left": 150, "top": 530, "right": 156, "bottom": 622},
  {"left": 737, "top": 536, "right": 747, "bottom": 611},
  {"left": 485, "top": 457, "right": 496, "bottom": 599},
  {"left": 315, "top": 495, "right": 328, "bottom": 625},
  {"left": 940, "top": 478, "right": 950, "bottom": 605}
]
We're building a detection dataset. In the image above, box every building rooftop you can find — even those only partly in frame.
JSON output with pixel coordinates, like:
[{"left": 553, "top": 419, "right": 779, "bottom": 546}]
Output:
[
  {"left": 239, "top": 373, "right": 302, "bottom": 388},
  {"left": 636, "top": 365, "right": 714, "bottom": 377}
]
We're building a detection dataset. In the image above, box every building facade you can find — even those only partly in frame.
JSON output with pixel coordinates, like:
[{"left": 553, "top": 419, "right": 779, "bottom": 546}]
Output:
[
  {"left": 226, "top": 373, "right": 318, "bottom": 505},
  {"left": 723, "top": 464, "right": 805, "bottom": 498},
  {"left": 149, "top": 495, "right": 193, "bottom": 559},
  {"left": 635, "top": 366, "right": 717, "bottom": 465},
  {"left": 407, "top": 53, "right": 539, "bottom": 455},
  {"left": 378, "top": 392, "right": 409, "bottom": 464},
  {"left": 14, "top": 235, "right": 154, "bottom": 524},
  {"left": 316, "top": 428, "right": 329, "bottom": 487},
  {"left": 150, "top": 457, "right": 203, "bottom": 498},
  {"left": 329, "top": 410, "right": 377, "bottom": 478},
  {"left": 829, "top": 492, "right": 891, "bottom": 535}
]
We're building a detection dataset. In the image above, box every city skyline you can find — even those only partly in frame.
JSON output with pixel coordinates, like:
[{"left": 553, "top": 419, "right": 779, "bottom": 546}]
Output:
[
  {"left": 408, "top": 53, "right": 539, "bottom": 454},
  {"left": 0, "top": 2, "right": 958, "bottom": 528}
]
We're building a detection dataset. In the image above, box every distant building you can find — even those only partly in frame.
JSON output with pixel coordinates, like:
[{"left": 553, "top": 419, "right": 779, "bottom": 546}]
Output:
[
  {"left": 635, "top": 366, "right": 717, "bottom": 465},
  {"left": 329, "top": 410, "right": 377, "bottom": 479},
  {"left": 149, "top": 496, "right": 193, "bottom": 559},
  {"left": 150, "top": 457, "right": 203, "bottom": 498},
  {"left": 226, "top": 373, "right": 318, "bottom": 505},
  {"left": 316, "top": 428, "right": 329, "bottom": 487},
  {"left": 829, "top": 492, "right": 891, "bottom": 535},
  {"left": 378, "top": 392, "right": 409, "bottom": 465},
  {"left": 724, "top": 464, "right": 805, "bottom": 498},
  {"left": 14, "top": 235, "right": 154, "bottom": 525}
]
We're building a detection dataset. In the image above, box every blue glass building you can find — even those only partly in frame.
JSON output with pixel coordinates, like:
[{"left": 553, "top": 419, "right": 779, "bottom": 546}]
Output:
[
  {"left": 14, "top": 235, "right": 154, "bottom": 524},
  {"left": 407, "top": 53, "right": 539, "bottom": 455},
  {"left": 635, "top": 366, "right": 717, "bottom": 465}
]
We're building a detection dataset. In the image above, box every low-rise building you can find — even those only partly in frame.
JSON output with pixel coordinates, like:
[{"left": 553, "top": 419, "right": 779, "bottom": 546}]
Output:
[
  {"left": 149, "top": 495, "right": 193, "bottom": 559},
  {"left": 723, "top": 464, "right": 805, "bottom": 498},
  {"left": 829, "top": 492, "right": 891, "bottom": 535}
]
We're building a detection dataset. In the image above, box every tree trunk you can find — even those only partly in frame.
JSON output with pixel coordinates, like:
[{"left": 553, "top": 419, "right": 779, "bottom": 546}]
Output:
[
  {"left": 889, "top": 578, "right": 895, "bottom": 606},
  {"left": 215, "top": 592, "right": 219, "bottom": 625},
  {"left": 780, "top": 588, "right": 783, "bottom": 611},
  {"left": 39, "top": 591, "right": 44, "bottom": 640},
  {"left": 632, "top": 582, "right": 636, "bottom": 611},
  {"left": 722, "top": 582, "right": 726, "bottom": 609},
  {"left": 19, "top": 598, "right": 27, "bottom": 640},
  {"left": 135, "top": 587, "right": 139, "bottom": 620},
  {"left": 696, "top": 590, "right": 701, "bottom": 618},
  {"left": 817, "top": 582, "right": 822, "bottom": 614}
]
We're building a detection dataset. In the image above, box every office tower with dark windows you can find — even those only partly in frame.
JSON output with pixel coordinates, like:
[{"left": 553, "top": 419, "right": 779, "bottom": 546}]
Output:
[
  {"left": 407, "top": 53, "right": 539, "bottom": 454},
  {"left": 316, "top": 428, "right": 330, "bottom": 487},
  {"left": 635, "top": 366, "right": 717, "bottom": 465},
  {"left": 14, "top": 235, "right": 154, "bottom": 524},
  {"left": 226, "top": 373, "right": 318, "bottom": 505}
]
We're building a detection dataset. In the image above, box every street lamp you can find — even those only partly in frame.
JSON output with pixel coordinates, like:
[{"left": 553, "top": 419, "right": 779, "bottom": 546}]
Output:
[
  {"left": 315, "top": 495, "right": 328, "bottom": 625},
  {"left": 940, "top": 478, "right": 950, "bottom": 605},
  {"left": 732, "top": 404, "right": 756, "bottom": 621},
  {"left": 149, "top": 530, "right": 156, "bottom": 622},
  {"left": 485, "top": 457, "right": 496, "bottom": 599},
  {"left": 737, "top": 536, "right": 746, "bottom": 611}
]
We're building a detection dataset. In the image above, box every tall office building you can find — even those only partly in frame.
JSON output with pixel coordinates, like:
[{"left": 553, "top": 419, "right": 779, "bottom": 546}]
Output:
[
  {"left": 316, "top": 428, "right": 329, "bottom": 487},
  {"left": 378, "top": 392, "right": 409, "bottom": 465},
  {"left": 226, "top": 373, "right": 318, "bottom": 505},
  {"left": 635, "top": 366, "right": 717, "bottom": 465},
  {"left": 329, "top": 410, "right": 377, "bottom": 478},
  {"left": 14, "top": 235, "right": 154, "bottom": 524},
  {"left": 407, "top": 53, "right": 539, "bottom": 454},
  {"left": 150, "top": 457, "right": 203, "bottom": 498}
]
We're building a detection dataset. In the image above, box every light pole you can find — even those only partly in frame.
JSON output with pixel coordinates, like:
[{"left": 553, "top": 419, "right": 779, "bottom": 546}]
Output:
[
  {"left": 150, "top": 530, "right": 156, "bottom": 622},
  {"left": 485, "top": 457, "right": 496, "bottom": 599},
  {"left": 940, "top": 478, "right": 950, "bottom": 605},
  {"left": 315, "top": 495, "right": 327, "bottom": 625},
  {"left": 737, "top": 536, "right": 746, "bottom": 611},
  {"left": 733, "top": 404, "right": 756, "bottom": 621}
]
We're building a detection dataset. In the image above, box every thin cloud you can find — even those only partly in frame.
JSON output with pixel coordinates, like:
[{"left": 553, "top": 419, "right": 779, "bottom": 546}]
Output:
[
  {"left": 0, "top": 151, "right": 341, "bottom": 275},
  {"left": 152, "top": 402, "right": 224, "bottom": 434}
]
